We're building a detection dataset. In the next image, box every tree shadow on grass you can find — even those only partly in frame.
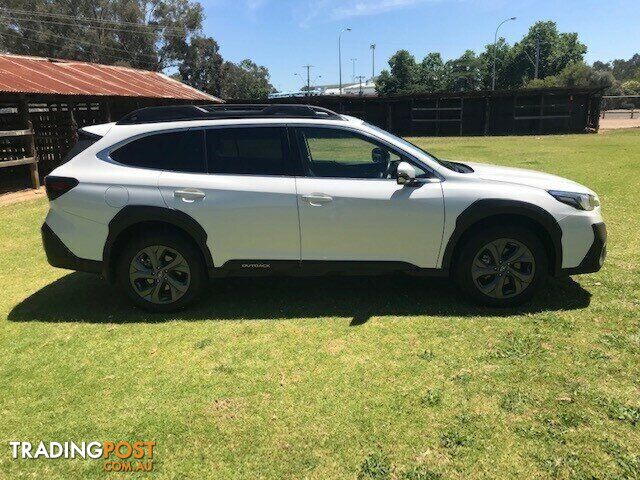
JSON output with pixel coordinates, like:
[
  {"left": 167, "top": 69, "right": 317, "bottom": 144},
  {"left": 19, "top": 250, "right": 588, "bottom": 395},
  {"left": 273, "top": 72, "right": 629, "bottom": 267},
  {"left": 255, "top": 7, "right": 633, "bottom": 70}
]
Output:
[{"left": 8, "top": 272, "right": 592, "bottom": 325}]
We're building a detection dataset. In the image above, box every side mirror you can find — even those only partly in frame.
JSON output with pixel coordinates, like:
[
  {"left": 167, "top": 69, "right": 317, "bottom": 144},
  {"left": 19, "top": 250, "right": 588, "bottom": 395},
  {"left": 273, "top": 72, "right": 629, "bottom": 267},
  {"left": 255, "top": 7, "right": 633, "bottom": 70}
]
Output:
[
  {"left": 372, "top": 147, "right": 390, "bottom": 164},
  {"left": 396, "top": 161, "right": 417, "bottom": 186}
]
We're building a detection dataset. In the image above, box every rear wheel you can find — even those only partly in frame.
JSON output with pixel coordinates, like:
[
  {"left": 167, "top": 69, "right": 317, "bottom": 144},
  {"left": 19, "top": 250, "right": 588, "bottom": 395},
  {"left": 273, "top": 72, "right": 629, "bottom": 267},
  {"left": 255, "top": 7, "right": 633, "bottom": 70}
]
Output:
[
  {"left": 455, "top": 226, "right": 548, "bottom": 306},
  {"left": 117, "top": 232, "right": 206, "bottom": 312}
]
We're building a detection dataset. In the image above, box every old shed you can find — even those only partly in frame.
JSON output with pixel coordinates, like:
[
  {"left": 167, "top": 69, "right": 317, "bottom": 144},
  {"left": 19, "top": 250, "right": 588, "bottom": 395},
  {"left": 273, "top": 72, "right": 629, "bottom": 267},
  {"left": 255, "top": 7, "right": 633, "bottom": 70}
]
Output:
[{"left": 0, "top": 54, "right": 220, "bottom": 190}]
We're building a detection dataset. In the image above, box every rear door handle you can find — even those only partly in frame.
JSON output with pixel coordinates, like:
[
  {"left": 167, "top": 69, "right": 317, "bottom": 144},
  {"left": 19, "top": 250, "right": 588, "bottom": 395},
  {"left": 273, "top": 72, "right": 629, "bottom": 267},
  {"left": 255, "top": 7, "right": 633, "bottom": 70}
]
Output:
[
  {"left": 174, "top": 189, "right": 206, "bottom": 202},
  {"left": 301, "top": 193, "right": 333, "bottom": 206}
]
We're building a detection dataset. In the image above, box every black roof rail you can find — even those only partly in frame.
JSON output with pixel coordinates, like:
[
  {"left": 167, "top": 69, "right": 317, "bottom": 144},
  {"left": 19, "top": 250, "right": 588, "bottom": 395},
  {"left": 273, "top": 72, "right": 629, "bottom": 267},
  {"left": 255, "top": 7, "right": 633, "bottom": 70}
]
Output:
[{"left": 116, "top": 104, "right": 344, "bottom": 125}]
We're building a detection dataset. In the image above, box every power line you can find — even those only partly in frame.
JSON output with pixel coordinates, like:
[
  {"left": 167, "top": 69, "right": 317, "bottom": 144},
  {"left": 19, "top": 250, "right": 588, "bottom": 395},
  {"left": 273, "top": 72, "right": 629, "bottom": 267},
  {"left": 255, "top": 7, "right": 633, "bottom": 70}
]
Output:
[
  {"left": 3, "top": 10, "right": 191, "bottom": 39},
  {"left": 2, "top": 23, "right": 162, "bottom": 61},
  {"left": 0, "top": 7, "right": 192, "bottom": 35},
  {"left": 0, "top": 31, "right": 162, "bottom": 70}
]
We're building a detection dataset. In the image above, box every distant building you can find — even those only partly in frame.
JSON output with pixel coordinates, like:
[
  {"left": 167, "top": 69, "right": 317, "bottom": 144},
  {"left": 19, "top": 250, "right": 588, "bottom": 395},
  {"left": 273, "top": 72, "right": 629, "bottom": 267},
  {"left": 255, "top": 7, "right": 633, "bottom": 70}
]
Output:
[
  {"left": 324, "top": 80, "right": 377, "bottom": 96},
  {"left": 269, "top": 80, "right": 378, "bottom": 99}
]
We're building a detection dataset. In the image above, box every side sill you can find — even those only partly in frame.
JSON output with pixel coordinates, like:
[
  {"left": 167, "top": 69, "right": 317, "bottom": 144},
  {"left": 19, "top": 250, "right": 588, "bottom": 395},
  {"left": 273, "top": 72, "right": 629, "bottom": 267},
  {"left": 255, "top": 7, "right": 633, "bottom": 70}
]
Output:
[{"left": 209, "top": 260, "right": 449, "bottom": 278}]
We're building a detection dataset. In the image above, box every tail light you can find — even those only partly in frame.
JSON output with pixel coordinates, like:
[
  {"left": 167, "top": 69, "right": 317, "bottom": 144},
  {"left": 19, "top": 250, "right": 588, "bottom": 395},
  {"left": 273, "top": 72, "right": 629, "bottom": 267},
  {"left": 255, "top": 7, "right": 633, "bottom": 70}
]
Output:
[{"left": 45, "top": 176, "right": 79, "bottom": 201}]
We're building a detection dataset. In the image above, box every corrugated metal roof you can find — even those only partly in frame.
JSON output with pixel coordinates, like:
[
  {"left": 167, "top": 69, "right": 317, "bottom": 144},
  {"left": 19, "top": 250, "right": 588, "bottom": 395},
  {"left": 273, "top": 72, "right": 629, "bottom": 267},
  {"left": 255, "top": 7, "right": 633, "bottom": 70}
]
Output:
[{"left": 0, "top": 54, "right": 221, "bottom": 102}]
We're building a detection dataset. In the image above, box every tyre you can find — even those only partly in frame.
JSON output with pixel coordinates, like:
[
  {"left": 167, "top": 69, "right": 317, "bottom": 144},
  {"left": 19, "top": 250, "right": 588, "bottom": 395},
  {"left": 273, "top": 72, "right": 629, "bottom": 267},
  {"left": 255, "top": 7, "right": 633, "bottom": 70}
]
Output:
[
  {"left": 455, "top": 225, "right": 548, "bottom": 307},
  {"left": 117, "top": 231, "right": 206, "bottom": 312}
]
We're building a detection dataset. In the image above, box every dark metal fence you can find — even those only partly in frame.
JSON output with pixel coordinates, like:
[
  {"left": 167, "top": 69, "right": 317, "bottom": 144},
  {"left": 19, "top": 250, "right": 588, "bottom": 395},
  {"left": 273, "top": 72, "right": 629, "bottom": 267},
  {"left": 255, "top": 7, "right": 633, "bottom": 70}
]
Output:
[{"left": 234, "top": 87, "right": 603, "bottom": 137}]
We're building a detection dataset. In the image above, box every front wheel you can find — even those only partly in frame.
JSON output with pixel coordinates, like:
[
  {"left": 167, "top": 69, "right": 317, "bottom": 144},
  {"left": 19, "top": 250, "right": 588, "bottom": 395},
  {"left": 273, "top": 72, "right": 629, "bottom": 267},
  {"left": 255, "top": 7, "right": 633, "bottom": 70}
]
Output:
[
  {"left": 455, "top": 226, "right": 548, "bottom": 306},
  {"left": 117, "top": 231, "right": 206, "bottom": 312}
]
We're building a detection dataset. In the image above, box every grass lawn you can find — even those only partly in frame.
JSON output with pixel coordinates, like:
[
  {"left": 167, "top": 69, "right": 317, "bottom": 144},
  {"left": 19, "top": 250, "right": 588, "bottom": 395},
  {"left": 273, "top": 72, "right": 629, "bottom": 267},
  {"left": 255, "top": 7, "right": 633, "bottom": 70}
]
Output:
[{"left": 1, "top": 129, "right": 639, "bottom": 479}]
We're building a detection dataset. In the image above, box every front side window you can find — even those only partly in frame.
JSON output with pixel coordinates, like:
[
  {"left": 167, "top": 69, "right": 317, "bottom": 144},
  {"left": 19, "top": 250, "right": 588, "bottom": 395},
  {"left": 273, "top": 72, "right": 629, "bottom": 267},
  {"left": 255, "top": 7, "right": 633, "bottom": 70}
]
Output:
[
  {"left": 110, "top": 130, "right": 205, "bottom": 173},
  {"left": 206, "top": 127, "right": 287, "bottom": 176},
  {"left": 296, "top": 127, "right": 426, "bottom": 179}
]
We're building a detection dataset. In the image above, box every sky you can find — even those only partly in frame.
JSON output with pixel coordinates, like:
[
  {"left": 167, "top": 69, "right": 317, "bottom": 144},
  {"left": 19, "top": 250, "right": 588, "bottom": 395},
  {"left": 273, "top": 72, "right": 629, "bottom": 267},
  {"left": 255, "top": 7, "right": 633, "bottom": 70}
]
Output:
[{"left": 200, "top": 0, "right": 639, "bottom": 92}]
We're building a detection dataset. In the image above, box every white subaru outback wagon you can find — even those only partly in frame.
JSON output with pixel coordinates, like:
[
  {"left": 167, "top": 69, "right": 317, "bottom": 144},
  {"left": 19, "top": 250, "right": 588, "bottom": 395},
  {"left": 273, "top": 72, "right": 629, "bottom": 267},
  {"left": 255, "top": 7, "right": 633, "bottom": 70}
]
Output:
[{"left": 41, "top": 104, "right": 606, "bottom": 312}]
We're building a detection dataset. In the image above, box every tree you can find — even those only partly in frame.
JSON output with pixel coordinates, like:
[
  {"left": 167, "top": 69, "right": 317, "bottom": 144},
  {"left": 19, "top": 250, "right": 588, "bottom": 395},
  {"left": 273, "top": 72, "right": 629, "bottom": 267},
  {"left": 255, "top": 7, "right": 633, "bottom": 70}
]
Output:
[
  {"left": 611, "top": 54, "right": 640, "bottom": 81},
  {"left": 621, "top": 80, "right": 640, "bottom": 95},
  {"left": 0, "top": 0, "right": 203, "bottom": 70},
  {"left": 219, "top": 59, "right": 275, "bottom": 99},
  {"left": 444, "top": 50, "right": 483, "bottom": 91},
  {"left": 373, "top": 20, "right": 591, "bottom": 94},
  {"left": 0, "top": 0, "right": 276, "bottom": 99},
  {"left": 478, "top": 38, "right": 512, "bottom": 89},
  {"left": 375, "top": 50, "right": 417, "bottom": 96},
  {"left": 592, "top": 60, "right": 611, "bottom": 72},
  {"left": 507, "top": 21, "right": 587, "bottom": 86},
  {"left": 178, "top": 36, "right": 223, "bottom": 95},
  {"left": 416, "top": 52, "right": 446, "bottom": 92},
  {"left": 524, "top": 61, "right": 616, "bottom": 90}
]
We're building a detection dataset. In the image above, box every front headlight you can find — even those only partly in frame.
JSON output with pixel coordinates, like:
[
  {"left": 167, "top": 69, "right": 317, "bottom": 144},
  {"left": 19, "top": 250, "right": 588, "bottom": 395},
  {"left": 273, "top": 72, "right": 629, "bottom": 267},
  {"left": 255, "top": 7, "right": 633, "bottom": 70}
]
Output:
[{"left": 548, "top": 190, "right": 600, "bottom": 211}]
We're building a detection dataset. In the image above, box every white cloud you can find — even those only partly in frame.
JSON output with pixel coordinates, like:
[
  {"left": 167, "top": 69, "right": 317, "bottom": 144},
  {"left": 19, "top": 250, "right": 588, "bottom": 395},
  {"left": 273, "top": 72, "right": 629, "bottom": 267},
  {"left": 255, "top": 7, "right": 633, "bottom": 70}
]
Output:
[
  {"left": 292, "top": 0, "right": 444, "bottom": 26},
  {"left": 246, "top": 0, "right": 268, "bottom": 10},
  {"left": 331, "top": 0, "right": 435, "bottom": 19}
]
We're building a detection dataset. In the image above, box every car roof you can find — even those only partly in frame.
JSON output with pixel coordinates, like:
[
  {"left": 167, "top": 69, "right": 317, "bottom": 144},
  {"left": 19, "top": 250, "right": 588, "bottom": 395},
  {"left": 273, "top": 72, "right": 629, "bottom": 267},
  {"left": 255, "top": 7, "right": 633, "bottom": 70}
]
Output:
[{"left": 91, "top": 115, "right": 364, "bottom": 144}]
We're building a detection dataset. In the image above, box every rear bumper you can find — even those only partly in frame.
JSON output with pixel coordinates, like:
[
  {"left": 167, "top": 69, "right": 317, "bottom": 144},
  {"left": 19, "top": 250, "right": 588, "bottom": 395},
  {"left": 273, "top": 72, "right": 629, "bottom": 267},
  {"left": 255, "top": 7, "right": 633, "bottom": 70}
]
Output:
[
  {"left": 41, "top": 223, "right": 102, "bottom": 274},
  {"left": 560, "top": 222, "right": 607, "bottom": 276}
]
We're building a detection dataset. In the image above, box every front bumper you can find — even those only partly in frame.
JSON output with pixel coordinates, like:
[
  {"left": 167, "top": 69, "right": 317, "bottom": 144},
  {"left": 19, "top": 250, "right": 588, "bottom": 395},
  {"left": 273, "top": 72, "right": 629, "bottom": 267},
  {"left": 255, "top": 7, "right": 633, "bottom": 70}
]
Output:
[
  {"left": 560, "top": 222, "right": 607, "bottom": 276},
  {"left": 41, "top": 223, "right": 102, "bottom": 274}
]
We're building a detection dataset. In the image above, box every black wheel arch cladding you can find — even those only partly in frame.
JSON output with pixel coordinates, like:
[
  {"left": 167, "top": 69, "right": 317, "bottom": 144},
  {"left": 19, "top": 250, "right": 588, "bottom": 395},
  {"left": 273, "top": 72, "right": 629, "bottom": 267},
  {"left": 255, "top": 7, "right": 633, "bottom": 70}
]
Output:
[
  {"left": 103, "top": 206, "right": 214, "bottom": 281},
  {"left": 441, "top": 199, "right": 563, "bottom": 275}
]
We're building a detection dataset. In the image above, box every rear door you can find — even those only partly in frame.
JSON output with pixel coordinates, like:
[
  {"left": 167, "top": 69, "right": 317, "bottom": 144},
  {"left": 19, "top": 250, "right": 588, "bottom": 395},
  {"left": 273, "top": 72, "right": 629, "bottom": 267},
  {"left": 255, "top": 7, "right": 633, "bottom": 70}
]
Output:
[{"left": 158, "top": 125, "right": 301, "bottom": 267}]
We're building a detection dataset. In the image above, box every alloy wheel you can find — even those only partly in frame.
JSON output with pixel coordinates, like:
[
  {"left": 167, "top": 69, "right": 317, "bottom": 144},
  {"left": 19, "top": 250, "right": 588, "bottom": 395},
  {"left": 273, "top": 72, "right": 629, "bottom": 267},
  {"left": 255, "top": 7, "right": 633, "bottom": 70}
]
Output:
[
  {"left": 129, "top": 245, "right": 191, "bottom": 304},
  {"left": 471, "top": 238, "right": 535, "bottom": 299}
]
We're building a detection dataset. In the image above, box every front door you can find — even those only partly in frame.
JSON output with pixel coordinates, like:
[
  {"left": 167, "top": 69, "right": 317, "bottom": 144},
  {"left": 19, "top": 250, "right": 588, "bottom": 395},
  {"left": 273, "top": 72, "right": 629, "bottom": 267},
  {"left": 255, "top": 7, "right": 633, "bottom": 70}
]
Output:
[{"left": 292, "top": 126, "right": 444, "bottom": 269}]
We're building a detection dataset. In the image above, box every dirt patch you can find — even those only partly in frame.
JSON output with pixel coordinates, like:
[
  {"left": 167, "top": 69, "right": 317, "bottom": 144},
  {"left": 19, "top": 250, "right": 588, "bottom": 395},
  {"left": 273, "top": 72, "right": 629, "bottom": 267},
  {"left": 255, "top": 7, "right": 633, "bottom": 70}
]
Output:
[
  {"left": 204, "top": 398, "right": 246, "bottom": 420},
  {"left": 0, "top": 187, "right": 45, "bottom": 207},
  {"left": 600, "top": 117, "right": 640, "bottom": 130}
]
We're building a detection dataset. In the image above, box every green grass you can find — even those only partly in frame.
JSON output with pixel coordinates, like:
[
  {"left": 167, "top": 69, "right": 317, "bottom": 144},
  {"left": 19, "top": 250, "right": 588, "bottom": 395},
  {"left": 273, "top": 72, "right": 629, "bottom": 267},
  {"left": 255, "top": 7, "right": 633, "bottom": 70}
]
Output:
[{"left": 1, "top": 129, "right": 639, "bottom": 479}]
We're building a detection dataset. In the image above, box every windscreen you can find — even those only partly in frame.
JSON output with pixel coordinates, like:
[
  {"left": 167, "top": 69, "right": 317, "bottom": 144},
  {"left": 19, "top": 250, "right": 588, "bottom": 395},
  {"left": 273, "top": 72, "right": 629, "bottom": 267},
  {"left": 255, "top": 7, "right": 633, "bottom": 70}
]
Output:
[{"left": 363, "top": 123, "right": 473, "bottom": 173}]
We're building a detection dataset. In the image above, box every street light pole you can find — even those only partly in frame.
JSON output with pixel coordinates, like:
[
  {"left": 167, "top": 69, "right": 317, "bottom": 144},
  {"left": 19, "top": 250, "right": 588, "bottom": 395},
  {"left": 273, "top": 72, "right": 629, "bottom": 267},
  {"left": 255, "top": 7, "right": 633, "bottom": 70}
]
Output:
[
  {"left": 303, "top": 65, "right": 313, "bottom": 95},
  {"left": 370, "top": 44, "right": 376, "bottom": 80},
  {"left": 492, "top": 16, "right": 516, "bottom": 91},
  {"left": 351, "top": 58, "right": 357, "bottom": 82},
  {"left": 338, "top": 28, "right": 351, "bottom": 95}
]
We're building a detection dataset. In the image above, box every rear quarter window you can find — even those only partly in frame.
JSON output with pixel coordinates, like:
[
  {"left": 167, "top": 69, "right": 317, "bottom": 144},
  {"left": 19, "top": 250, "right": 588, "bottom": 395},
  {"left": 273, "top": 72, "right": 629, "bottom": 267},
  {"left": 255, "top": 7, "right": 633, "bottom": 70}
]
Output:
[
  {"left": 110, "top": 130, "right": 205, "bottom": 173},
  {"left": 61, "top": 130, "right": 101, "bottom": 164}
]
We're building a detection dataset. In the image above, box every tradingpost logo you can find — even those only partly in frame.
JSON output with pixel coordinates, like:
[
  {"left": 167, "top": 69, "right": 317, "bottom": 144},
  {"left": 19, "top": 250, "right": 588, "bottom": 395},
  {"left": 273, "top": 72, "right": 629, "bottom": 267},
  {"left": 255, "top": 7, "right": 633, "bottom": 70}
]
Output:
[{"left": 10, "top": 440, "right": 156, "bottom": 473}]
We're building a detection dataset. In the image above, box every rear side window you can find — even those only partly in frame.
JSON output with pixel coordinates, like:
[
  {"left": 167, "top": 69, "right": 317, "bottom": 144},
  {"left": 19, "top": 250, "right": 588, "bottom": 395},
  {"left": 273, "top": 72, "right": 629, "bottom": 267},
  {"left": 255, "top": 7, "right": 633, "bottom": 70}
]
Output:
[
  {"left": 110, "top": 130, "right": 205, "bottom": 173},
  {"left": 206, "top": 127, "right": 287, "bottom": 176},
  {"left": 61, "top": 130, "right": 100, "bottom": 164}
]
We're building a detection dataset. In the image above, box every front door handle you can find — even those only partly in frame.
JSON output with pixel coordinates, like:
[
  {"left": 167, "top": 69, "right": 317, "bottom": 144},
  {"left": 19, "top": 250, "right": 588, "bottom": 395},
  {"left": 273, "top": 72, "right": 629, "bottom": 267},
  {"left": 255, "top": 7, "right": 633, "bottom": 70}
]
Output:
[
  {"left": 174, "top": 189, "right": 206, "bottom": 202},
  {"left": 301, "top": 193, "right": 333, "bottom": 206}
]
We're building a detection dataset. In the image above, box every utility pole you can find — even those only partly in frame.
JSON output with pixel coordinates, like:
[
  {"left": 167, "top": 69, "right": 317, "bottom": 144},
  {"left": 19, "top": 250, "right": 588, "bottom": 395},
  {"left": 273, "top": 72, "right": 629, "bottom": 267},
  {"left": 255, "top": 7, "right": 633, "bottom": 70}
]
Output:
[
  {"left": 351, "top": 58, "right": 357, "bottom": 82},
  {"left": 293, "top": 72, "right": 304, "bottom": 92},
  {"left": 303, "top": 65, "right": 313, "bottom": 95},
  {"left": 355, "top": 75, "right": 366, "bottom": 96},
  {"left": 534, "top": 34, "right": 540, "bottom": 79},
  {"left": 370, "top": 44, "right": 376, "bottom": 80}
]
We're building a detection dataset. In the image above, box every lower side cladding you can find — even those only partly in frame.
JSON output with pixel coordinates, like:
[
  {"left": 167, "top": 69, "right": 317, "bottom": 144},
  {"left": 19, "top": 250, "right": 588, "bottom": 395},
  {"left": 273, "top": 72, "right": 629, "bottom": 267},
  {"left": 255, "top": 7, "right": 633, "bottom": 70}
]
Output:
[{"left": 41, "top": 223, "right": 102, "bottom": 274}]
